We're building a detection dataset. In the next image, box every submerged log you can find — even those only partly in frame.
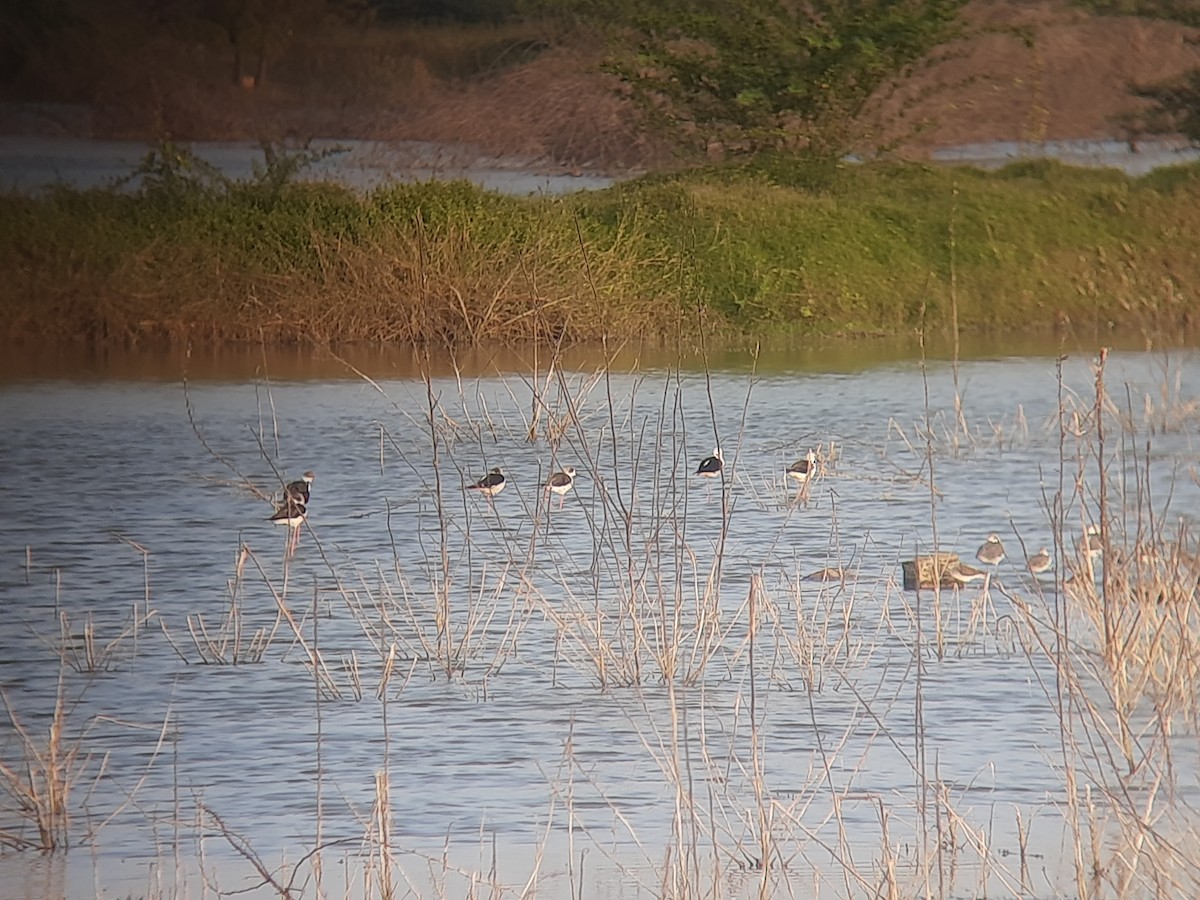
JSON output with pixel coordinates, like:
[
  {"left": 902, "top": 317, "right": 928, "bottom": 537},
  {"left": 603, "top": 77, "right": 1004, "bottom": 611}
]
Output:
[{"left": 902, "top": 552, "right": 965, "bottom": 590}]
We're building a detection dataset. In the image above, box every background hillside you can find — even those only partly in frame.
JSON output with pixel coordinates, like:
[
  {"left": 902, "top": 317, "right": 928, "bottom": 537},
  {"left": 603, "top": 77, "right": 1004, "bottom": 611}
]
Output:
[{"left": 2, "top": 0, "right": 1199, "bottom": 170}]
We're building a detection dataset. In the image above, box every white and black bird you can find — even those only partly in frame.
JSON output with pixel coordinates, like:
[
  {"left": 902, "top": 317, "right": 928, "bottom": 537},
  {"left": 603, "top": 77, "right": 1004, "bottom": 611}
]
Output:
[
  {"left": 695, "top": 448, "right": 724, "bottom": 478},
  {"left": 976, "top": 533, "right": 1006, "bottom": 567},
  {"left": 269, "top": 470, "right": 314, "bottom": 556},
  {"left": 284, "top": 470, "right": 315, "bottom": 506},
  {"left": 786, "top": 451, "right": 817, "bottom": 487},
  {"left": 270, "top": 495, "right": 308, "bottom": 556},
  {"left": 1027, "top": 547, "right": 1053, "bottom": 575},
  {"left": 545, "top": 466, "right": 576, "bottom": 509},
  {"left": 1080, "top": 524, "right": 1104, "bottom": 560},
  {"left": 468, "top": 467, "right": 506, "bottom": 499},
  {"left": 270, "top": 499, "right": 308, "bottom": 529}
]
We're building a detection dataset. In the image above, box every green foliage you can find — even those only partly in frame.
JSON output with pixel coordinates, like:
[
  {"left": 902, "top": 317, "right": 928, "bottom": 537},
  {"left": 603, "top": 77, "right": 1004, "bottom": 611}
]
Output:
[
  {"left": 530, "top": 0, "right": 967, "bottom": 158},
  {"left": 116, "top": 140, "right": 347, "bottom": 204},
  {"left": 4, "top": 158, "right": 1200, "bottom": 343}
]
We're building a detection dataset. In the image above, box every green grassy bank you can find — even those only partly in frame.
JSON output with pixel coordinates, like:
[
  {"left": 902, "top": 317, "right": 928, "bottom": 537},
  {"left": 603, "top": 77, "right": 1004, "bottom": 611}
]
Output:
[{"left": 3, "top": 156, "right": 1198, "bottom": 346}]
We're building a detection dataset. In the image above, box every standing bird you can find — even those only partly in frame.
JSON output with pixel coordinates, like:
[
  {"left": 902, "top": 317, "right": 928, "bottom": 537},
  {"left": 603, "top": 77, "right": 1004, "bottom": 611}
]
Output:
[
  {"left": 468, "top": 467, "right": 506, "bottom": 500},
  {"left": 284, "top": 470, "right": 315, "bottom": 506},
  {"left": 1027, "top": 547, "right": 1053, "bottom": 575},
  {"left": 786, "top": 450, "right": 817, "bottom": 500},
  {"left": 786, "top": 451, "right": 816, "bottom": 485},
  {"left": 695, "top": 448, "right": 724, "bottom": 478},
  {"left": 270, "top": 496, "right": 307, "bottom": 556},
  {"left": 976, "top": 533, "right": 1006, "bottom": 567},
  {"left": 1079, "top": 524, "right": 1104, "bottom": 561},
  {"left": 545, "top": 466, "right": 576, "bottom": 509},
  {"left": 270, "top": 470, "right": 315, "bottom": 557}
]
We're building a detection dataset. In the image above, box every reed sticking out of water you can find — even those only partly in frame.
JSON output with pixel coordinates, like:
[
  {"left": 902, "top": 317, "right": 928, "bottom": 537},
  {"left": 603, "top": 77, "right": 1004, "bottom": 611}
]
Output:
[
  {"left": 1004, "top": 348, "right": 1200, "bottom": 898},
  {"left": 0, "top": 672, "right": 90, "bottom": 852},
  {"left": 9, "top": 341, "right": 1200, "bottom": 900}
]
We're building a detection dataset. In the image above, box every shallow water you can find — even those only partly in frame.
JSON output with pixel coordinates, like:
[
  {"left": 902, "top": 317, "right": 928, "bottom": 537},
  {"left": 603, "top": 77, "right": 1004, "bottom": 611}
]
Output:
[
  {"left": 0, "top": 136, "right": 615, "bottom": 196},
  {"left": 3, "top": 135, "right": 1197, "bottom": 201},
  {"left": 1, "top": 338, "right": 1199, "bottom": 898}
]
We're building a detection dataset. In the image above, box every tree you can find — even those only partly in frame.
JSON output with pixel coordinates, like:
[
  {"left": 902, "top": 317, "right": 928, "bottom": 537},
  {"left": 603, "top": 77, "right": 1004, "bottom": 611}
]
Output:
[
  {"left": 200, "top": 0, "right": 342, "bottom": 87},
  {"left": 524, "top": 0, "right": 967, "bottom": 158}
]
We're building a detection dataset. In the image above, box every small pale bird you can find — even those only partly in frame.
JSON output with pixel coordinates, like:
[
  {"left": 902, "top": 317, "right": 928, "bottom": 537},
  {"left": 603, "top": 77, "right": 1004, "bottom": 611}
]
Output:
[
  {"left": 467, "top": 467, "right": 506, "bottom": 499},
  {"left": 951, "top": 563, "right": 988, "bottom": 584},
  {"left": 1027, "top": 547, "right": 1053, "bottom": 574},
  {"left": 1080, "top": 524, "right": 1103, "bottom": 560},
  {"left": 976, "top": 533, "right": 1006, "bottom": 567},
  {"left": 695, "top": 447, "right": 724, "bottom": 478},
  {"left": 545, "top": 466, "right": 576, "bottom": 509}
]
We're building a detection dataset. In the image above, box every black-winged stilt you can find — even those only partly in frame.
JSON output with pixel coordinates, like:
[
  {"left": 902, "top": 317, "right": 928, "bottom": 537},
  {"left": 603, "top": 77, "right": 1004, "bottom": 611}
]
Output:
[
  {"left": 284, "top": 470, "right": 315, "bottom": 506},
  {"left": 695, "top": 448, "right": 723, "bottom": 478},
  {"left": 787, "top": 450, "right": 816, "bottom": 499},
  {"left": 545, "top": 466, "right": 576, "bottom": 509},
  {"left": 787, "top": 452, "right": 816, "bottom": 484},
  {"left": 468, "top": 467, "right": 506, "bottom": 499},
  {"left": 270, "top": 497, "right": 307, "bottom": 556}
]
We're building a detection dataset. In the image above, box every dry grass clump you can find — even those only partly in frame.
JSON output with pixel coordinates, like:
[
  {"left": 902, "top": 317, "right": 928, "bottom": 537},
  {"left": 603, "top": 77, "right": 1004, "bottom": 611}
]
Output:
[
  {"left": 1001, "top": 349, "right": 1200, "bottom": 899},
  {"left": 0, "top": 675, "right": 96, "bottom": 852}
]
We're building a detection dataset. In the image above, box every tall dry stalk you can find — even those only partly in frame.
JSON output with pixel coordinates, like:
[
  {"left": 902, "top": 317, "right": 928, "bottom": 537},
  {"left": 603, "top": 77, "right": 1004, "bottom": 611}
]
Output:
[
  {"left": 0, "top": 672, "right": 89, "bottom": 851},
  {"left": 1010, "top": 348, "right": 1200, "bottom": 899}
]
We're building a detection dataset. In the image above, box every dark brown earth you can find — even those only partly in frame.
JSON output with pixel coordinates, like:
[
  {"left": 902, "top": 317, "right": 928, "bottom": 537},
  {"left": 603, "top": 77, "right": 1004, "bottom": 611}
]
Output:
[
  {"left": 3, "top": 0, "right": 1199, "bottom": 169},
  {"left": 857, "top": 0, "right": 1200, "bottom": 155}
]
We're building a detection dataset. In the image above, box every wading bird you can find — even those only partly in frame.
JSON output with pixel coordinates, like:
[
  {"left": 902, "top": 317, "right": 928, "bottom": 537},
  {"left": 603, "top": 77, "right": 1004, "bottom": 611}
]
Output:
[
  {"left": 545, "top": 466, "right": 576, "bottom": 509},
  {"left": 786, "top": 450, "right": 817, "bottom": 500},
  {"left": 695, "top": 448, "right": 724, "bottom": 478},
  {"left": 976, "top": 533, "right": 1006, "bottom": 567},
  {"left": 468, "top": 467, "right": 506, "bottom": 500},
  {"left": 1080, "top": 524, "right": 1103, "bottom": 561},
  {"left": 270, "top": 496, "right": 307, "bottom": 556},
  {"left": 284, "top": 470, "right": 315, "bottom": 506},
  {"left": 1027, "top": 547, "right": 1053, "bottom": 575}
]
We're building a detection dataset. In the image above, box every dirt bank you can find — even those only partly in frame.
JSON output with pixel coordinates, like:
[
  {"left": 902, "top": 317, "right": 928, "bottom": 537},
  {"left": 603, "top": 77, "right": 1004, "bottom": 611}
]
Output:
[{"left": 2, "top": 1, "right": 1198, "bottom": 170}]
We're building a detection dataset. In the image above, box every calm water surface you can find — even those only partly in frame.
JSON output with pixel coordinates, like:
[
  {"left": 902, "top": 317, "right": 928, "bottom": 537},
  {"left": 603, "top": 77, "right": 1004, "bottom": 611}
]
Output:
[{"left": 1, "top": 336, "right": 1198, "bottom": 899}]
